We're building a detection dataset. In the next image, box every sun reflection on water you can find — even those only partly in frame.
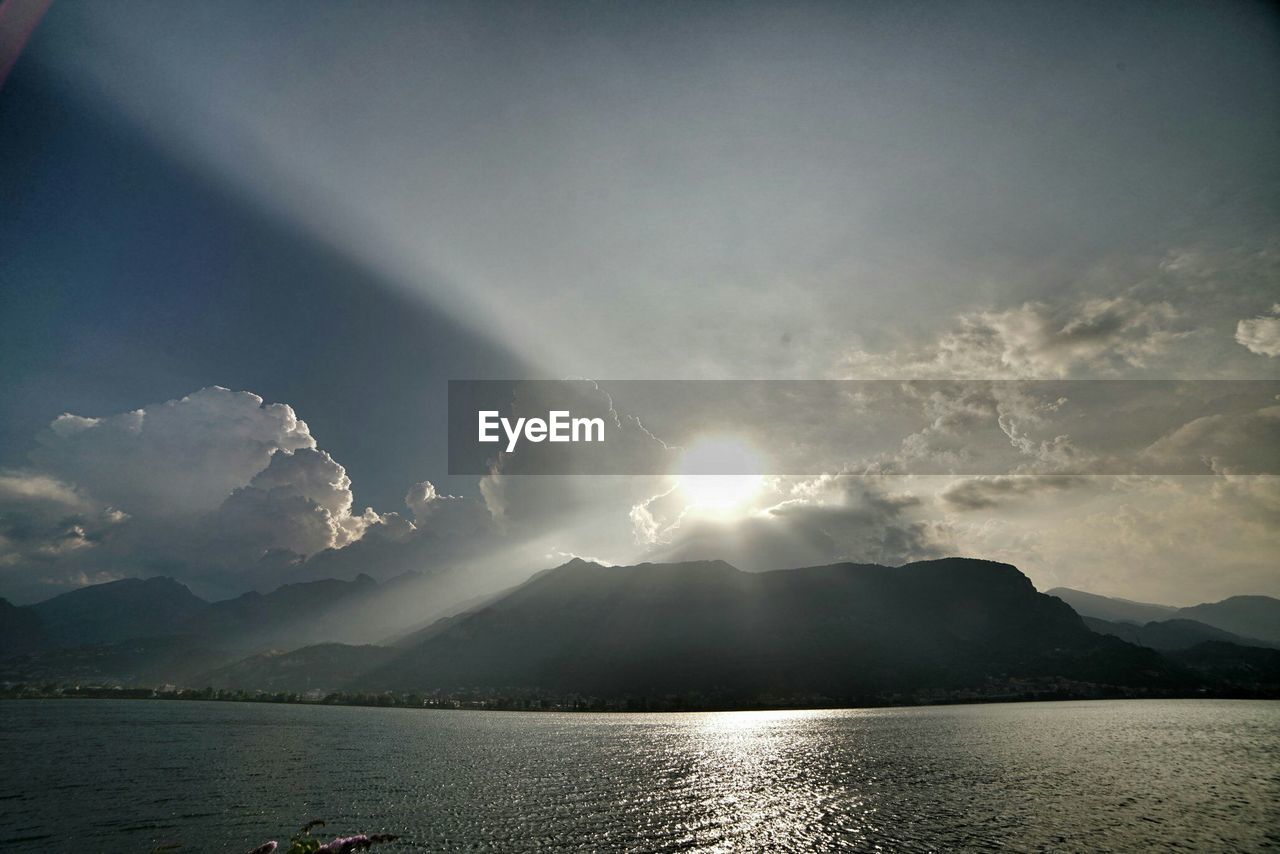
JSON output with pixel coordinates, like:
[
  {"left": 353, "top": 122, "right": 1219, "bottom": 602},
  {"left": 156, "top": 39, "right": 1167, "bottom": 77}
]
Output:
[{"left": 648, "top": 708, "right": 879, "bottom": 850}]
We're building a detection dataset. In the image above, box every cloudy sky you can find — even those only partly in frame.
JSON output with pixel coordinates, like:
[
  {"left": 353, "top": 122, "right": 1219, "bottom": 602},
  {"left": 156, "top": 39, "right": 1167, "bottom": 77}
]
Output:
[{"left": 1, "top": 0, "right": 1277, "bottom": 607}]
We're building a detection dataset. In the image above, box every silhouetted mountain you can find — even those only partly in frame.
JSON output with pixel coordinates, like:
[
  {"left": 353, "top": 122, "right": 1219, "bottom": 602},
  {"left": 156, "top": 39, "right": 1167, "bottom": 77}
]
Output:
[
  {"left": 0, "top": 571, "right": 441, "bottom": 655},
  {"left": 1047, "top": 588, "right": 1177, "bottom": 625},
  {"left": 9, "top": 559, "right": 1276, "bottom": 704},
  {"left": 1177, "top": 597, "right": 1280, "bottom": 645},
  {"left": 184, "top": 574, "right": 382, "bottom": 650},
  {"left": 0, "top": 597, "right": 46, "bottom": 654},
  {"left": 27, "top": 577, "right": 209, "bottom": 647},
  {"left": 1083, "top": 617, "right": 1276, "bottom": 650},
  {"left": 357, "top": 558, "right": 1176, "bottom": 700},
  {"left": 0, "top": 572, "right": 446, "bottom": 680},
  {"left": 1052, "top": 588, "right": 1280, "bottom": 645}
]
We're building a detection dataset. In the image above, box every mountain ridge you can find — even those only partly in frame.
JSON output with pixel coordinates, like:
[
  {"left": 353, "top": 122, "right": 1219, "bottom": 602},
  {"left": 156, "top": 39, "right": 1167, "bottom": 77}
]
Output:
[
  {"left": 4, "top": 559, "right": 1278, "bottom": 705},
  {"left": 1050, "top": 588, "right": 1280, "bottom": 644},
  {"left": 352, "top": 557, "right": 1170, "bottom": 700}
]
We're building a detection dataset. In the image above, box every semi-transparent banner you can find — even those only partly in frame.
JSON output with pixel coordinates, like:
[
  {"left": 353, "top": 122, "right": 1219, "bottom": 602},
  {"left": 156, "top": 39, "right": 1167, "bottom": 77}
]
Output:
[{"left": 448, "top": 379, "right": 1280, "bottom": 475}]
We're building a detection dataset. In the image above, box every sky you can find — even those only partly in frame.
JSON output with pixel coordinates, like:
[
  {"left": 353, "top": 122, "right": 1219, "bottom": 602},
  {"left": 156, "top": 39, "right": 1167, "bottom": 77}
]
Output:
[{"left": 1, "top": 0, "right": 1277, "bottom": 607}]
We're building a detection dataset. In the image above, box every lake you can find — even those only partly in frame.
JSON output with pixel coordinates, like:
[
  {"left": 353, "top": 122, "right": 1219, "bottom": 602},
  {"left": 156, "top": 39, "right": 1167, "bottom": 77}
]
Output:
[{"left": 1, "top": 699, "right": 1277, "bottom": 852}]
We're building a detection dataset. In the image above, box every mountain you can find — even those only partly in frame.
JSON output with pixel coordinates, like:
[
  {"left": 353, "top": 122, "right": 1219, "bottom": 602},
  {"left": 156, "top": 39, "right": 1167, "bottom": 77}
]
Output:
[
  {"left": 184, "top": 574, "right": 382, "bottom": 650},
  {"left": 1176, "top": 597, "right": 1280, "bottom": 645},
  {"left": 0, "top": 572, "right": 447, "bottom": 684},
  {"left": 27, "top": 577, "right": 209, "bottom": 647},
  {"left": 201, "top": 643, "right": 396, "bottom": 692},
  {"left": 356, "top": 558, "right": 1176, "bottom": 701},
  {"left": 1047, "top": 588, "right": 1177, "bottom": 625},
  {"left": 1165, "top": 642, "right": 1280, "bottom": 695},
  {"left": 0, "top": 636, "right": 239, "bottom": 687},
  {"left": 9, "top": 559, "right": 1275, "bottom": 704},
  {"left": 0, "top": 572, "right": 438, "bottom": 654},
  {"left": 0, "top": 597, "right": 46, "bottom": 654},
  {"left": 1083, "top": 617, "right": 1276, "bottom": 650},
  {"left": 1052, "top": 588, "right": 1280, "bottom": 645}
]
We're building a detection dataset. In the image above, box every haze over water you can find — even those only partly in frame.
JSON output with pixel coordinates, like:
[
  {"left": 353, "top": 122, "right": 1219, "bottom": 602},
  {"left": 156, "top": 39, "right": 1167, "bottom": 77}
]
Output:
[{"left": 2, "top": 699, "right": 1277, "bottom": 852}]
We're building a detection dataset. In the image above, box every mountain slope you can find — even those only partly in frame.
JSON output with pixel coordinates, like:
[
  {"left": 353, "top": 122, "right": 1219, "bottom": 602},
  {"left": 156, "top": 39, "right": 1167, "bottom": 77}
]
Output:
[
  {"left": 360, "top": 558, "right": 1173, "bottom": 699},
  {"left": 1047, "top": 588, "right": 1177, "bottom": 625},
  {"left": 1176, "top": 597, "right": 1280, "bottom": 645},
  {"left": 1083, "top": 617, "right": 1276, "bottom": 650},
  {"left": 184, "top": 574, "right": 382, "bottom": 650},
  {"left": 27, "top": 577, "right": 209, "bottom": 647},
  {"left": 201, "top": 643, "right": 396, "bottom": 692},
  {"left": 0, "top": 572, "right": 442, "bottom": 676},
  {"left": 0, "top": 597, "right": 46, "bottom": 654},
  {"left": 1053, "top": 588, "right": 1280, "bottom": 645}
]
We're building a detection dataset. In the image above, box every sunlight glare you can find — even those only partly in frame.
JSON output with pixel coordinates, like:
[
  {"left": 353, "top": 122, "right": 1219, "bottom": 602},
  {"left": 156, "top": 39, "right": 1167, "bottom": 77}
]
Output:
[{"left": 676, "top": 437, "right": 767, "bottom": 518}]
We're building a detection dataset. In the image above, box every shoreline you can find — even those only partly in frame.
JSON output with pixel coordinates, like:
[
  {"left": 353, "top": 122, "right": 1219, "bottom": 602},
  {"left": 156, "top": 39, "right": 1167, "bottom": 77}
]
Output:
[{"left": 4, "top": 685, "right": 1275, "bottom": 715}]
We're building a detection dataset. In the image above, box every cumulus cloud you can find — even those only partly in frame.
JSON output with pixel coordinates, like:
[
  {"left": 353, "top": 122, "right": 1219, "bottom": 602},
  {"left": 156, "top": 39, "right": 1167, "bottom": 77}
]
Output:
[
  {"left": 0, "top": 388, "right": 416, "bottom": 599},
  {"left": 215, "top": 448, "right": 379, "bottom": 557},
  {"left": 404, "top": 480, "right": 492, "bottom": 538},
  {"left": 34, "top": 387, "right": 315, "bottom": 517},
  {"left": 404, "top": 481, "right": 441, "bottom": 522},
  {"left": 1236, "top": 305, "right": 1280, "bottom": 357},
  {"left": 0, "top": 384, "right": 542, "bottom": 603},
  {"left": 842, "top": 298, "right": 1187, "bottom": 379}
]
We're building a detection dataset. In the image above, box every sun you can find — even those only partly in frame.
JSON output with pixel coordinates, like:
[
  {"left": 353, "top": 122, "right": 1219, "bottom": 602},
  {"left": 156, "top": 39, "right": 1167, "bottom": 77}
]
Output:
[{"left": 676, "top": 437, "right": 767, "bottom": 518}]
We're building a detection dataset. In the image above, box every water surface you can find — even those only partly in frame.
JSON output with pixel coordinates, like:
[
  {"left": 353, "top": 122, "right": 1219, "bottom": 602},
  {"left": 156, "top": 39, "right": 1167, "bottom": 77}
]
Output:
[{"left": 1, "top": 699, "right": 1277, "bottom": 852}]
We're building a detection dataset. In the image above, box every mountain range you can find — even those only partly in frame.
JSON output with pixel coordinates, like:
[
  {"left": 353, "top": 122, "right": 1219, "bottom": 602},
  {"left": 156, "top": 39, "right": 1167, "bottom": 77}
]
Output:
[
  {"left": 2, "top": 560, "right": 1277, "bottom": 706},
  {"left": 1049, "top": 587, "right": 1280, "bottom": 646}
]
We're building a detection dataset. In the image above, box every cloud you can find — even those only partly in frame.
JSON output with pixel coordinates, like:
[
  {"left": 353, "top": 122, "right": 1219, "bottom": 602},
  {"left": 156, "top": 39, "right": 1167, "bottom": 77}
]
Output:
[
  {"left": 33, "top": 387, "right": 315, "bottom": 518},
  {"left": 215, "top": 448, "right": 379, "bottom": 557},
  {"left": 1141, "top": 404, "right": 1280, "bottom": 475},
  {"left": 939, "top": 475, "right": 1092, "bottom": 511},
  {"left": 972, "top": 475, "right": 1280, "bottom": 604},
  {"left": 0, "top": 386, "right": 553, "bottom": 604},
  {"left": 641, "top": 476, "right": 952, "bottom": 571},
  {"left": 842, "top": 298, "right": 1187, "bottom": 379},
  {"left": 404, "top": 480, "right": 492, "bottom": 538},
  {"left": 846, "top": 382, "right": 1087, "bottom": 475},
  {"left": 0, "top": 388, "right": 405, "bottom": 599},
  {"left": 0, "top": 471, "right": 127, "bottom": 566},
  {"left": 1236, "top": 305, "right": 1280, "bottom": 357}
]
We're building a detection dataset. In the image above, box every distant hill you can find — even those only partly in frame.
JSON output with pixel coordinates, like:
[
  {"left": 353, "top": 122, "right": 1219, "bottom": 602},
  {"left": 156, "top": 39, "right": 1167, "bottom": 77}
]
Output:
[
  {"left": 1052, "top": 588, "right": 1280, "bottom": 646},
  {"left": 184, "top": 574, "right": 382, "bottom": 650},
  {"left": 354, "top": 558, "right": 1175, "bottom": 700},
  {"left": 201, "top": 643, "right": 395, "bottom": 692},
  {"left": 1177, "top": 597, "right": 1280, "bottom": 645},
  {"left": 0, "top": 571, "right": 452, "bottom": 685},
  {"left": 0, "top": 636, "right": 238, "bottom": 687},
  {"left": 28, "top": 577, "right": 208, "bottom": 647},
  {"left": 0, "top": 572, "right": 435, "bottom": 657},
  {"left": 0, "top": 597, "right": 46, "bottom": 654},
  {"left": 1047, "top": 588, "right": 1177, "bottom": 625},
  {"left": 1083, "top": 617, "right": 1276, "bottom": 651}
]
